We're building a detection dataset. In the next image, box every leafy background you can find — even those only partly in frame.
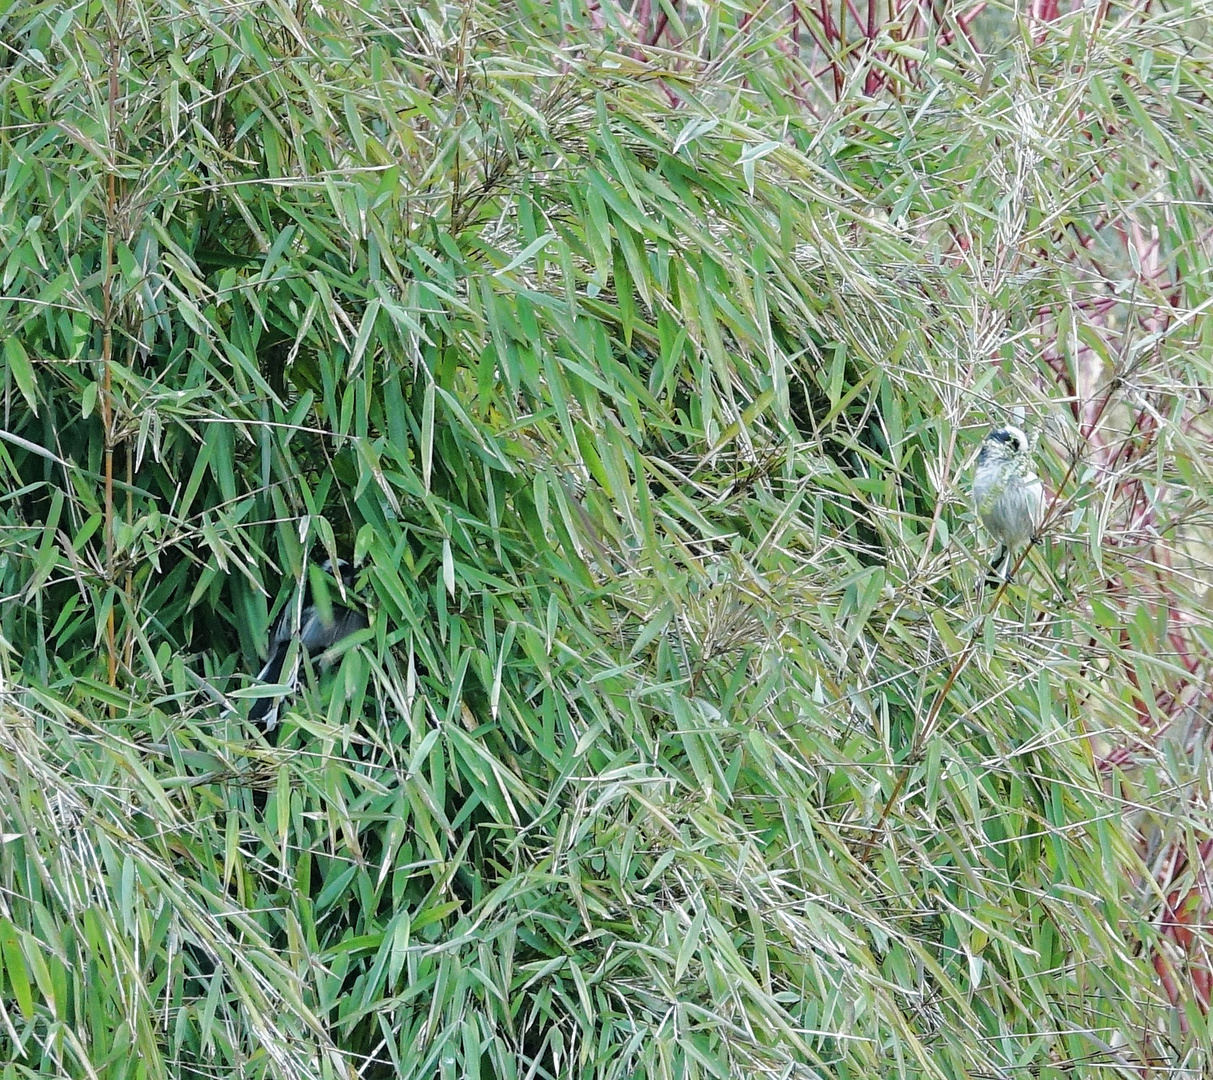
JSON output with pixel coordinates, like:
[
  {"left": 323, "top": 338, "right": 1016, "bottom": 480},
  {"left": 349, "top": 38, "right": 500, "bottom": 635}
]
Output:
[{"left": 1, "top": 0, "right": 1211, "bottom": 1076}]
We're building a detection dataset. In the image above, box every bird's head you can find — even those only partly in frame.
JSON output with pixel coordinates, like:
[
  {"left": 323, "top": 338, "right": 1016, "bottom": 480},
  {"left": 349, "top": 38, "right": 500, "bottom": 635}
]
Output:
[{"left": 978, "top": 425, "right": 1030, "bottom": 464}]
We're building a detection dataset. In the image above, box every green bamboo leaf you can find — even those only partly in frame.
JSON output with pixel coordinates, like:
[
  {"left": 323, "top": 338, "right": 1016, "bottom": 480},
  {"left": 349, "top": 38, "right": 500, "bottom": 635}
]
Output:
[
  {"left": 5, "top": 337, "right": 38, "bottom": 414},
  {"left": 0, "top": 919, "right": 34, "bottom": 1020}
]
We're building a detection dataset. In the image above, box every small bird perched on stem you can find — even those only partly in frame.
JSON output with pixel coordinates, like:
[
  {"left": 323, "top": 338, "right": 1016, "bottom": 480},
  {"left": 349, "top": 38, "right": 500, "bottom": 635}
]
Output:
[
  {"left": 247, "top": 559, "right": 368, "bottom": 731},
  {"left": 972, "top": 425, "right": 1046, "bottom": 584}
]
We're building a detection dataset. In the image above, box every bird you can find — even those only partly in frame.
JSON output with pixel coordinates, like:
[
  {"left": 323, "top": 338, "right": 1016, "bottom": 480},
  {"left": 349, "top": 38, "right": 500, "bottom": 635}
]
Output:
[
  {"left": 247, "top": 559, "right": 368, "bottom": 731},
  {"left": 972, "top": 425, "right": 1046, "bottom": 584}
]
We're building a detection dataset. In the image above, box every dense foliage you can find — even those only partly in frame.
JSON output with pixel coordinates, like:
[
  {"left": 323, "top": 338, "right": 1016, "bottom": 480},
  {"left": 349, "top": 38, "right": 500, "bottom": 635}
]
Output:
[{"left": 1, "top": 0, "right": 1212, "bottom": 1076}]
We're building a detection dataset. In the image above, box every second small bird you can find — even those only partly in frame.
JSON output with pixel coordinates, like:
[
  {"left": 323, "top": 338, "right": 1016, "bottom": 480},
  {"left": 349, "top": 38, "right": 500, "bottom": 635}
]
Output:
[
  {"left": 248, "top": 559, "right": 368, "bottom": 731},
  {"left": 972, "top": 425, "right": 1046, "bottom": 584}
]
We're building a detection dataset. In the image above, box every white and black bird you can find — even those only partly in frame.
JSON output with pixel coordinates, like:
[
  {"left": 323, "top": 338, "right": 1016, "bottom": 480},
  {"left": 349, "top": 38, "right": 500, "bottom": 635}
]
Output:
[
  {"left": 247, "top": 559, "right": 368, "bottom": 731},
  {"left": 972, "top": 425, "right": 1046, "bottom": 584}
]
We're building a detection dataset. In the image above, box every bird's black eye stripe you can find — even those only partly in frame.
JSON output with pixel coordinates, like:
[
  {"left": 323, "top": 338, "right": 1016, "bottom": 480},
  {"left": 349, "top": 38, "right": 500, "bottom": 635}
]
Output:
[{"left": 990, "top": 429, "right": 1022, "bottom": 450}]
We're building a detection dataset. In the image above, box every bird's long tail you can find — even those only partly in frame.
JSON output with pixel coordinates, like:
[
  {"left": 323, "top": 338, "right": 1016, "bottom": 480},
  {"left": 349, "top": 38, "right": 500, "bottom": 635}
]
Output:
[
  {"left": 984, "top": 544, "right": 1010, "bottom": 586},
  {"left": 248, "top": 640, "right": 290, "bottom": 729}
]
